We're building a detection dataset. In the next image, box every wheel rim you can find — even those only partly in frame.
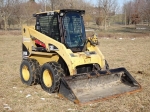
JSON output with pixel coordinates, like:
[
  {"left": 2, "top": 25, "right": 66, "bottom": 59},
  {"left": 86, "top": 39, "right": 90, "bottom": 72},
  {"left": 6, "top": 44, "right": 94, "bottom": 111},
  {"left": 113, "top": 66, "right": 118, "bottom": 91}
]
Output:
[
  {"left": 22, "top": 65, "right": 30, "bottom": 81},
  {"left": 43, "top": 69, "right": 52, "bottom": 87}
]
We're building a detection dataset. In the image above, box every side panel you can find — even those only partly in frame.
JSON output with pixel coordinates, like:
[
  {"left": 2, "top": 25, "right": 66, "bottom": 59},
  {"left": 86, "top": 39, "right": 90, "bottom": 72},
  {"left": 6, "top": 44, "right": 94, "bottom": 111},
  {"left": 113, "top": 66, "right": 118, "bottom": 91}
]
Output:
[
  {"left": 22, "top": 25, "right": 32, "bottom": 59},
  {"left": 29, "top": 53, "right": 59, "bottom": 65}
]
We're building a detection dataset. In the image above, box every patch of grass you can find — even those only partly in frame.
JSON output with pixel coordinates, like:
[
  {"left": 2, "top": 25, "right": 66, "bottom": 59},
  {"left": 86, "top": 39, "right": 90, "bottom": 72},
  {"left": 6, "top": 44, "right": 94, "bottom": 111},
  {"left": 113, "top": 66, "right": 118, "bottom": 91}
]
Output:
[
  {"left": 0, "top": 34, "right": 150, "bottom": 112},
  {"left": 86, "top": 25, "right": 150, "bottom": 38}
]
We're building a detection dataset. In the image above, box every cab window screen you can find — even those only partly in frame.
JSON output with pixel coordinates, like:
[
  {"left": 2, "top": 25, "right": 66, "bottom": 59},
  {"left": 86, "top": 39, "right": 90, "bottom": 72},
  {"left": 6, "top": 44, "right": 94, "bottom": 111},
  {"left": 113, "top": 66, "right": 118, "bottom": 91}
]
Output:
[
  {"left": 39, "top": 15, "right": 60, "bottom": 41},
  {"left": 39, "top": 16, "right": 52, "bottom": 34},
  {"left": 63, "top": 12, "right": 86, "bottom": 48}
]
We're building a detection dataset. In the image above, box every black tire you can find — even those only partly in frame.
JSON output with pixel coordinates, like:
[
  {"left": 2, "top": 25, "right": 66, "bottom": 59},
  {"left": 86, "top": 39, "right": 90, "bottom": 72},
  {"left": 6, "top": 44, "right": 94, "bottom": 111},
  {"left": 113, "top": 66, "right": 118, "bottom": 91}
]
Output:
[
  {"left": 104, "top": 60, "right": 109, "bottom": 70},
  {"left": 105, "top": 60, "right": 109, "bottom": 69},
  {"left": 40, "top": 62, "right": 64, "bottom": 93},
  {"left": 20, "top": 59, "right": 40, "bottom": 86}
]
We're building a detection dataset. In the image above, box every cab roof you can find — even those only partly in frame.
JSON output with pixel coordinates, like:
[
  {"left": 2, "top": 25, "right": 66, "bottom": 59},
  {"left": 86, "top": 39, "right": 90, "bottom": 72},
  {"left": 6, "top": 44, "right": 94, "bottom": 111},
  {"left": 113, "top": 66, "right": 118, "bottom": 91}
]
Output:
[{"left": 33, "top": 9, "right": 85, "bottom": 17}]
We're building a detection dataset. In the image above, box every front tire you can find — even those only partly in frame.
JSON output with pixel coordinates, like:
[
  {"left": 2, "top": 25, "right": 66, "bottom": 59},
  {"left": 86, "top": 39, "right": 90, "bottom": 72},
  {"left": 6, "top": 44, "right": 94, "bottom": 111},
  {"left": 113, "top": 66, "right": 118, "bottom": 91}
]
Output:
[
  {"left": 105, "top": 60, "right": 109, "bottom": 70},
  {"left": 40, "top": 62, "right": 64, "bottom": 93}
]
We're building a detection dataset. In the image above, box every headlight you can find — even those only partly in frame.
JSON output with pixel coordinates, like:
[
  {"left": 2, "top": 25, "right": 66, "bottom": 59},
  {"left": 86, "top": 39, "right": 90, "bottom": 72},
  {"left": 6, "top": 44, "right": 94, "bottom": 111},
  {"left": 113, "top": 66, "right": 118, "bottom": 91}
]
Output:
[{"left": 49, "top": 44, "right": 59, "bottom": 51}]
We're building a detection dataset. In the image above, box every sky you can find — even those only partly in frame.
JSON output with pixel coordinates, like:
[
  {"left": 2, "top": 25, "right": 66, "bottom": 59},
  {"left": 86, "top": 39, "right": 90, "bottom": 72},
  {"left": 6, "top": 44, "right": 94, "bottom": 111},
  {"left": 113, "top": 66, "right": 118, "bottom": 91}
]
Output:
[
  {"left": 86, "top": 0, "right": 131, "bottom": 7},
  {"left": 35, "top": 0, "right": 132, "bottom": 7},
  {"left": 85, "top": 0, "right": 132, "bottom": 13}
]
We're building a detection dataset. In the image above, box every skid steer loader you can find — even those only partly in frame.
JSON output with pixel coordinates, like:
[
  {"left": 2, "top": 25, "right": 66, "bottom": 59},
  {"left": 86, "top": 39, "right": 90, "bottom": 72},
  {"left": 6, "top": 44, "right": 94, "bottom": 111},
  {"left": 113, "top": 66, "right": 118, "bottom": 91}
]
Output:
[{"left": 20, "top": 9, "right": 141, "bottom": 105}]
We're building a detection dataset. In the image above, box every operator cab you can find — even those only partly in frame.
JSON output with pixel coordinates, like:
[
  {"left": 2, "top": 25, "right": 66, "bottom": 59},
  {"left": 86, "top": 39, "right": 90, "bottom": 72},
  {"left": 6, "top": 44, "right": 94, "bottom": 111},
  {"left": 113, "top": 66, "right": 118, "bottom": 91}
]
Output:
[{"left": 34, "top": 9, "right": 86, "bottom": 52}]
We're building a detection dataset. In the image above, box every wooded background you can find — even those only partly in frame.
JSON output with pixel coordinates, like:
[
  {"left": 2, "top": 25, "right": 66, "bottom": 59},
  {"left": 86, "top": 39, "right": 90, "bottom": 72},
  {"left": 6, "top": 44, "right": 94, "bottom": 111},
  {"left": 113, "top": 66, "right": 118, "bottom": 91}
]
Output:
[{"left": 0, "top": 0, "right": 150, "bottom": 30}]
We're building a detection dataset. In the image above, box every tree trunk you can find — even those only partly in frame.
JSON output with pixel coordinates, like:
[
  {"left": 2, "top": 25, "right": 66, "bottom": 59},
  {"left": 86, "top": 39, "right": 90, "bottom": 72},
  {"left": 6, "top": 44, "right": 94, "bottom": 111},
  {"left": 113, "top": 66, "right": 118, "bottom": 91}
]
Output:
[
  {"left": 51, "top": 2, "right": 53, "bottom": 10},
  {"left": 108, "top": 21, "right": 110, "bottom": 26},
  {"left": 104, "top": 16, "right": 107, "bottom": 31},
  {"left": 4, "top": 17, "right": 8, "bottom": 31},
  {"left": 127, "top": 17, "right": 130, "bottom": 25},
  {"left": 124, "top": 9, "right": 126, "bottom": 26}
]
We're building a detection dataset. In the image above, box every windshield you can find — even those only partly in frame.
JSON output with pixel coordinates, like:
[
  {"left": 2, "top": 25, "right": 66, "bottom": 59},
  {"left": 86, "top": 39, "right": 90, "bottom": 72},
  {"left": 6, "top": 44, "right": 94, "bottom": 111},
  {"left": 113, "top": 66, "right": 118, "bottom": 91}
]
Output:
[{"left": 63, "top": 12, "right": 86, "bottom": 48}]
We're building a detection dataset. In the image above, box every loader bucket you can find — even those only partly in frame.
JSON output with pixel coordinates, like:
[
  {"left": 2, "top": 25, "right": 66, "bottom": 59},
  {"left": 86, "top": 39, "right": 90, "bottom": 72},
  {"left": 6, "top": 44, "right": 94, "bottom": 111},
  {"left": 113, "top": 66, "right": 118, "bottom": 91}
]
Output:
[{"left": 58, "top": 67, "right": 141, "bottom": 105}]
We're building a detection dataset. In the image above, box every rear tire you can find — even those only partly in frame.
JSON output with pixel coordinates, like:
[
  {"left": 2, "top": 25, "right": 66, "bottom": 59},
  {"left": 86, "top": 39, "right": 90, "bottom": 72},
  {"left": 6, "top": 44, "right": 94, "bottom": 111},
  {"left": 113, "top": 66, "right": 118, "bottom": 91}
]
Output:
[
  {"left": 20, "top": 59, "right": 40, "bottom": 86},
  {"left": 104, "top": 60, "right": 109, "bottom": 70},
  {"left": 40, "top": 62, "right": 64, "bottom": 93}
]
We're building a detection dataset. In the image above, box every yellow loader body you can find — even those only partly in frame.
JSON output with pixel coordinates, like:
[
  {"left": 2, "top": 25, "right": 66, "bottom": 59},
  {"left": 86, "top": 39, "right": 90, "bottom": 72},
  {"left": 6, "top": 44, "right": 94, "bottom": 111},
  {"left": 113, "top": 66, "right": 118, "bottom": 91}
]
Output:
[{"left": 20, "top": 9, "right": 141, "bottom": 105}]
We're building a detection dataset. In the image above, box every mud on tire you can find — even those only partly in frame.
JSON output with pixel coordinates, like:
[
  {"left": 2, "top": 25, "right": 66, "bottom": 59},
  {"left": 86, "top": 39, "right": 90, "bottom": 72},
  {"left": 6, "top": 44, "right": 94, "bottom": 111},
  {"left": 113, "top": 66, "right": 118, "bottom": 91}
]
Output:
[
  {"left": 104, "top": 60, "right": 109, "bottom": 70},
  {"left": 40, "top": 62, "right": 64, "bottom": 93},
  {"left": 20, "top": 59, "right": 40, "bottom": 86}
]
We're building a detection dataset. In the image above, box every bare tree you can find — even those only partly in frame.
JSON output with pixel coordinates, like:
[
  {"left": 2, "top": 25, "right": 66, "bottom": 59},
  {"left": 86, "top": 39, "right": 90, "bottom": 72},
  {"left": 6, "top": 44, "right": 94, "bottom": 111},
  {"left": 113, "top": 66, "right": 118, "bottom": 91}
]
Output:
[
  {"left": 123, "top": 1, "right": 136, "bottom": 25},
  {"left": 0, "top": 0, "right": 17, "bottom": 30},
  {"left": 123, "top": 0, "right": 150, "bottom": 26},
  {"left": 44, "top": 0, "right": 88, "bottom": 10},
  {"left": 141, "top": 0, "right": 150, "bottom": 26},
  {"left": 82, "top": 1, "right": 94, "bottom": 25},
  {"left": 97, "top": 0, "right": 118, "bottom": 30},
  {"left": 13, "top": 0, "right": 41, "bottom": 27}
]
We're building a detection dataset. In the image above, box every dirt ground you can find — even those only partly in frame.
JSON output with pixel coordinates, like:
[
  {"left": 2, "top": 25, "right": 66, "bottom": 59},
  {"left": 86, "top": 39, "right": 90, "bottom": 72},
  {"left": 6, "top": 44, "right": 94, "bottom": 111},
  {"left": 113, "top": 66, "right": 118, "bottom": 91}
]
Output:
[{"left": 0, "top": 35, "right": 150, "bottom": 112}]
